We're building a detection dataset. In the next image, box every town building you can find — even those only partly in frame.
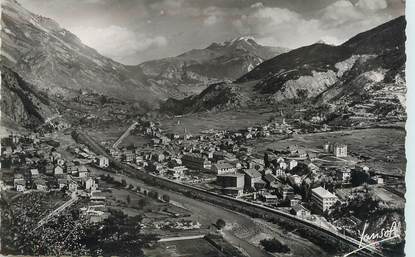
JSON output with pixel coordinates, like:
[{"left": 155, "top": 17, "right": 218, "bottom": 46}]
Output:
[
  {"left": 78, "top": 166, "right": 89, "bottom": 178},
  {"left": 290, "top": 195, "right": 302, "bottom": 206},
  {"left": 336, "top": 167, "right": 351, "bottom": 182},
  {"left": 247, "top": 158, "right": 264, "bottom": 170},
  {"left": 263, "top": 174, "right": 278, "bottom": 189},
  {"left": 45, "top": 163, "right": 54, "bottom": 175},
  {"left": 123, "top": 151, "right": 135, "bottom": 162},
  {"left": 289, "top": 174, "right": 302, "bottom": 186},
  {"left": 289, "top": 159, "right": 298, "bottom": 170},
  {"left": 30, "top": 169, "right": 40, "bottom": 178},
  {"left": 212, "top": 162, "right": 236, "bottom": 175},
  {"left": 290, "top": 205, "right": 311, "bottom": 218},
  {"left": 54, "top": 165, "right": 64, "bottom": 175},
  {"left": 98, "top": 156, "right": 109, "bottom": 168},
  {"left": 217, "top": 172, "right": 245, "bottom": 196},
  {"left": 14, "top": 177, "right": 26, "bottom": 192},
  {"left": 243, "top": 169, "right": 263, "bottom": 190},
  {"left": 221, "top": 187, "right": 244, "bottom": 197},
  {"left": 167, "top": 166, "right": 188, "bottom": 179},
  {"left": 84, "top": 177, "right": 97, "bottom": 191},
  {"left": 217, "top": 173, "right": 244, "bottom": 188},
  {"left": 311, "top": 186, "right": 338, "bottom": 212},
  {"left": 69, "top": 181, "right": 78, "bottom": 192},
  {"left": 259, "top": 193, "right": 279, "bottom": 204},
  {"left": 65, "top": 160, "right": 74, "bottom": 171},
  {"left": 34, "top": 179, "right": 47, "bottom": 191},
  {"left": 273, "top": 168, "right": 286, "bottom": 177},
  {"left": 333, "top": 144, "right": 347, "bottom": 157},
  {"left": 181, "top": 154, "right": 212, "bottom": 171},
  {"left": 58, "top": 178, "right": 68, "bottom": 189},
  {"left": 279, "top": 185, "right": 295, "bottom": 200}
]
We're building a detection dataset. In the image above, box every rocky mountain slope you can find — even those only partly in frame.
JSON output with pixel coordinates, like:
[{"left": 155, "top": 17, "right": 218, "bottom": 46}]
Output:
[
  {"left": 163, "top": 16, "right": 406, "bottom": 122},
  {"left": 1, "top": 0, "right": 164, "bottom": 106},
  {"left": 137, "top": 37, "right": 288, "bottom": 97},
  {"left": 1, "top": 66, "right": 57, "bottom": 128},
  {"left": 1, "top": 0, "right": 289, "bottom": 107}
]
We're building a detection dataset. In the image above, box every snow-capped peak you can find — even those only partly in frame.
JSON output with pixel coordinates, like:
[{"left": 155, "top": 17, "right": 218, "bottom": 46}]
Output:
[{"left": 229, "top": 36, "right": 256, "bottom": 45}]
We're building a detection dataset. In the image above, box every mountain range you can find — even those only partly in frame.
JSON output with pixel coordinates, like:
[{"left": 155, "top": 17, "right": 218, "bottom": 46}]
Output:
[
  {"left": 162, "top": 16, "right": 406, "bottom": 124},
  {"left": 0, "top": 0, "right": 407, "bottom": 129},
  {"left": 137, "top": 37, "right": 288, "bottom": 97},
  {"left": 1, "top": 0, "right": 287, "bottom": 105}
]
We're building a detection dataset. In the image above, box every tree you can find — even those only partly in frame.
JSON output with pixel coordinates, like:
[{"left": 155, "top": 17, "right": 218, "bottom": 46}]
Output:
[
  {"left": 296, "top": 89, "right": 309, "bottom": 100},
  {"left": 351, "top": 170, "right": 370, "bottom": 187},
  {"left": 260, "top": 238, "right": 290, "bottom": 253},
  {"left": 138, "top": 198, "right": 149, "bottom": 209},
  {"left": 148, "top": 191, "right": 159, "bottom": 200},
  {"left": 290, "top": 163, "right": 310, "bottom": 176},
  {"left": 264, "top": 153, "right": 270, "bottom": 168},
  {"left": 216, "top": 219, "right": 226, "bottom": 229},
  {"left": 161, "top": 194, "right": 170, "bottom": 203}
]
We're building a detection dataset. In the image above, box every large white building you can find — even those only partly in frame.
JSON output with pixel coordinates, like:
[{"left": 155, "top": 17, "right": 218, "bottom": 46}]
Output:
[
  {"left": 333, "top": 144, "right": 347, "bottom": 157},
  {"left": 311, "top": 187, "right": 338, "bottom": 212},
  {"left": 212, "top": 162, "right": 236, "bottom": 175},
  {"left": 98, "top": 156, "right": 109, "bottom": 168}
]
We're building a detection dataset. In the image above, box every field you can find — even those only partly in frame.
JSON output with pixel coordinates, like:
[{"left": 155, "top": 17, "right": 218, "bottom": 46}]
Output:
[
  {"left": 159, "top": 107, "right": 279, "bottom": 135},
  {"left": 252, "top": 128, "right": 406, "bottom": 175},
  {"left": 84, "top": 125, "right": 131, "bottom": 146},
  {"left": 144, "top": 238, "right": 225, "bottom": 257}
]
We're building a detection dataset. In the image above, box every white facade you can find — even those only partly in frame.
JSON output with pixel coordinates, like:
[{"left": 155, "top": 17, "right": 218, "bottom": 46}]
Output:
[
  {"left": 333, "top": 144, "right": 347, "bottom": 157},
  {"left": 98, "top": 156, "right": 109, "bottom": 168},
  {"left": 311, "top": 187, "right": 338, "bottom": 212}
]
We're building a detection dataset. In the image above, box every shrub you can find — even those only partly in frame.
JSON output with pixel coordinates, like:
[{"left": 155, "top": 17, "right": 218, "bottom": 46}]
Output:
[
  {"left": 216, "top": 219, "right": 226, "bottom": 229},
  {"left": 161, "top": 194, "right": 170, "bottom": 203},
  {"left": 260, "top": 238, "right": 290, "bottom": 253}
]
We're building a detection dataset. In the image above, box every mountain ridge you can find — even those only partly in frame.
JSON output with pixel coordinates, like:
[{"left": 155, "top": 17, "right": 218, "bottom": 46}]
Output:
[
  {"left": 1, "top": 0, "right": 167, "bottom": 106},
  {"left": 161, "top": 16, "right": 406, "bottom": 125},
  {"left": 136, "top": 36, "right": 289, "bottom": 97}
]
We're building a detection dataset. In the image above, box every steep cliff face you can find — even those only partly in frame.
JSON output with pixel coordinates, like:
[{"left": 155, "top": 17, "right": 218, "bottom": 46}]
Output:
[
  {"left": 316, "top": 47, "right": 406, "bottom": 119},
  {"left": 1, "top": 66, "right": 56, "bottom": 128},
  {"left": 1, "top": 0, "right": 161, "bottom": 106}
]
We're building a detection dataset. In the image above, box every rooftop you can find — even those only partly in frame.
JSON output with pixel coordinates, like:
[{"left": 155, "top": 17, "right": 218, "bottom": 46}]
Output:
[
  {"left": 263, "top": 174, "right": 276, "bottom": 183},
  {"left": 217, "top": 172, "right": 244, "bottom": 178},
  {"left": 243, "top": 169, "right": 261, "bottom": 178},
  {"left": 312, "top": 186, "right": 337, "bottom": 198},
  {"left": 214, "top": 162, "right": 234, "bottom": 170}
]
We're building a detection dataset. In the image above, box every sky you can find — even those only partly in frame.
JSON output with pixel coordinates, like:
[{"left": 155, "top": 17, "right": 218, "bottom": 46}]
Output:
[{"left": 18, "top": 0, "right": 405, "bottom": 65}]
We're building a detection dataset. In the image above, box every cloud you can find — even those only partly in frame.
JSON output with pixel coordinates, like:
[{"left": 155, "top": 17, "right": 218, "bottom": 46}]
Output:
[
  {"left": 232, "top": 6, "right": 323, "bottom": 47},
  {"left": 319, "top": 0, "right": 364, "bottom": 28},
  {"left": 356, "top": 0, "right": 388, "bottom": 10},
  {"left": 250, "top": 2, "right": 264, "bottom": 9},
  {"left": 229, "top": 0, "right": 395, "bottom": 49},
  {"left": 204, "top": 15, "right": 219, "bottom": 26},
  {"left": 202, "top": 6, "right": 225, "bottom": 26},
  {"left": 71, "top": 25, "right": 167, "bottom": 62}
]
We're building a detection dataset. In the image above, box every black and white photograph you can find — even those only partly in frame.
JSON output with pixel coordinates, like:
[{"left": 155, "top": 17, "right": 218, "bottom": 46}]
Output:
[{"left": 0, "top": 0, "right": 408, "bottom": 256}]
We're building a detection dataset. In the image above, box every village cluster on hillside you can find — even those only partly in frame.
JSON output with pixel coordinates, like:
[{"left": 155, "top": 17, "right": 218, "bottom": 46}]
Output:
[
  {"left": 0, "top": 116, "right": 405, "bottom": 244},
  {"left": 101, "top": 119, "right": 403, "bottom": 237}
]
